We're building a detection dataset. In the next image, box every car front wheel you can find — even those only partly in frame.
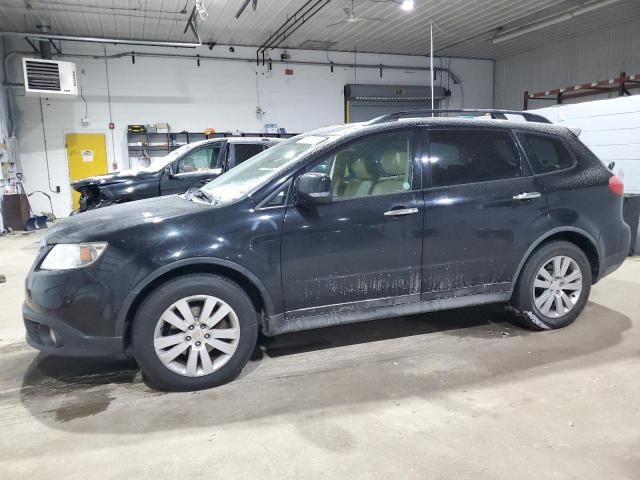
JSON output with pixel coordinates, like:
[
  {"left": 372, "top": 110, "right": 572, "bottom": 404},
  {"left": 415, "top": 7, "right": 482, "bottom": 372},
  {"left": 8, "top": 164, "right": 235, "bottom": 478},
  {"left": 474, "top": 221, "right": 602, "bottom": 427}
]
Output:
[
  {"left": 132, "top": 274, "right": 258, "bottom": 391},
  {"left": 510, "top": 240, "right": 592, "bottom": 330}
]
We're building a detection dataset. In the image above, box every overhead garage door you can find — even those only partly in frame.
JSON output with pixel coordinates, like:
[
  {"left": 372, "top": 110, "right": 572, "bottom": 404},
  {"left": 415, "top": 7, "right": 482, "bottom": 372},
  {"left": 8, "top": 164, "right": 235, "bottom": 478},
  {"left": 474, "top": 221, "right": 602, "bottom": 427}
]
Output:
[{"left": 344, "top": 84, "right": 448, "bottom": 123}]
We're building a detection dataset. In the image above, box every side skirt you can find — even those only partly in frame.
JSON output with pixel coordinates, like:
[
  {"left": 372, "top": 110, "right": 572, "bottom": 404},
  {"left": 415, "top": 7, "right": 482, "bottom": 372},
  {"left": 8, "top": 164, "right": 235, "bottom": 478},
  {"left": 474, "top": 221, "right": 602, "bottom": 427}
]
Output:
[{"left": 262, "top": 291, "right": 512, "bottom": 336}]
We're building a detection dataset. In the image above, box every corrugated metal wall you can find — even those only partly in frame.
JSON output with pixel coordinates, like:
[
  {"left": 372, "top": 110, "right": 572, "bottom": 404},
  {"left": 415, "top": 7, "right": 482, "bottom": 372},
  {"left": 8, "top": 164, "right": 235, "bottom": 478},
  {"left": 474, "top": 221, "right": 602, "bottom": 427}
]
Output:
[{"left": 494, "top": 17, "right": 640, "bottom": 110}]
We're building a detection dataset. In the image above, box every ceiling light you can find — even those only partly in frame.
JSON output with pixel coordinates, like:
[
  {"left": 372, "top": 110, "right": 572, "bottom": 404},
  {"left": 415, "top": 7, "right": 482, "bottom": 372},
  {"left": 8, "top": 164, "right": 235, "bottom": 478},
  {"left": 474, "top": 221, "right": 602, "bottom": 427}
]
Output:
[
  {"left": 492, "top": 0, "right": 623, "bottom": 44},
  {"left": 401, "top": 0, "right": 415, "bottom": 11}
]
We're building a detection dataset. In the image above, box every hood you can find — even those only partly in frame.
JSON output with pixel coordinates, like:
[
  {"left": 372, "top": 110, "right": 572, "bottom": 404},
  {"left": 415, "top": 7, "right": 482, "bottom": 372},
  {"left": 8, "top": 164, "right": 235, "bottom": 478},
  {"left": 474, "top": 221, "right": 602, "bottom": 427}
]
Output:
[
  {"left": 72, "top": 168, "right": 159, "bottom": 189},
  {"left": 45, "top": 195, "right": 207, "bottom": 244}
]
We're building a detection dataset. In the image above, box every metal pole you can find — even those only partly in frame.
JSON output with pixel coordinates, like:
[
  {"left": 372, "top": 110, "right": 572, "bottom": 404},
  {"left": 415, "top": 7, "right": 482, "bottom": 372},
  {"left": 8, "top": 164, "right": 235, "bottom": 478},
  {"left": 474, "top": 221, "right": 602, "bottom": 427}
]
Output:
[{"left": 430, "top": 20, "right": 434, "bottom": 115}]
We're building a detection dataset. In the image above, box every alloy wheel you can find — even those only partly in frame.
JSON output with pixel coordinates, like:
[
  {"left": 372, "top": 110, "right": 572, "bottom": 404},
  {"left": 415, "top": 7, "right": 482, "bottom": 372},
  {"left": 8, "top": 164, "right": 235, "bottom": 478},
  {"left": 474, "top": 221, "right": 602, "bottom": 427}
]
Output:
[
  {"left": 153, "top": 295, "right": 240, "bottom": 377},
  {"left": 532, "top": 255, "right": 583, "bottom": 319}
]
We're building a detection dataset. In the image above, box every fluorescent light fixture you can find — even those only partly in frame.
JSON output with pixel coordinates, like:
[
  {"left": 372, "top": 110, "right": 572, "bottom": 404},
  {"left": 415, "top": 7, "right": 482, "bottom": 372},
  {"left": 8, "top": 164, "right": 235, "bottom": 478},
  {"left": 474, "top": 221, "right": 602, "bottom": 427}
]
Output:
[
  {"left": 401, "top": 0, "right": 415, "bottom": 11},
  {"left": 492, "top": 14, "right": 572, "bottom": 44},
  {"left": 492, "top": 0, "right": 623, "bottom": 44},
  {"left": 573, "top": 0, "right": 623, "bottom": 15}
]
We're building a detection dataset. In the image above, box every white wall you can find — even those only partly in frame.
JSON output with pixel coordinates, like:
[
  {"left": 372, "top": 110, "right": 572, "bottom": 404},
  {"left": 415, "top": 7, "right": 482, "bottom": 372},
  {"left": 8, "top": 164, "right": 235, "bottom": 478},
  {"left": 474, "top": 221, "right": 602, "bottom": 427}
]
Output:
[
  {"left": 495, "top": 17, "right": 640, "bottom": 110},
  {"left": 4, "top": 40, "right": 493, "bottom": 217}
]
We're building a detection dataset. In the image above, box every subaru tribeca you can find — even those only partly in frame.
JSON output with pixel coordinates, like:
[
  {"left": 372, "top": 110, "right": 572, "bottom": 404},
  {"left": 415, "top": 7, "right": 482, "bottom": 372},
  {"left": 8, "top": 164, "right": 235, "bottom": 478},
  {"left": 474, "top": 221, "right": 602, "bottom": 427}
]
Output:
[{"left": 23, "top": 110, "right": 630, "bottom": 391}]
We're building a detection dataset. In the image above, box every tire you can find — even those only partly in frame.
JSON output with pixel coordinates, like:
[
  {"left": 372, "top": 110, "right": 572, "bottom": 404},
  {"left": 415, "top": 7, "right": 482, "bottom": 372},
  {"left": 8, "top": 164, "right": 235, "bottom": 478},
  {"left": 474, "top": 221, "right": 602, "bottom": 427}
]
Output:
[
  {"left": 132, "top": 274, "right": 258, "bottom": 391},
  {"left": 510, "top": 241, "right": 592, "bottom": 331}
]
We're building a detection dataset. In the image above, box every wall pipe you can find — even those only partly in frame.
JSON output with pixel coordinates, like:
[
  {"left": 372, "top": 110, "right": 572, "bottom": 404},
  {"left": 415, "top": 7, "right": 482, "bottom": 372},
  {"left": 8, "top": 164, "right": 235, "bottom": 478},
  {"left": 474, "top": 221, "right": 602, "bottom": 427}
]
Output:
[
  {"left": 3, "top": 49, "right": 461, "bottom": 84},
  {"left": 0, "top": 31, "right": 203, "bottom": 48}
]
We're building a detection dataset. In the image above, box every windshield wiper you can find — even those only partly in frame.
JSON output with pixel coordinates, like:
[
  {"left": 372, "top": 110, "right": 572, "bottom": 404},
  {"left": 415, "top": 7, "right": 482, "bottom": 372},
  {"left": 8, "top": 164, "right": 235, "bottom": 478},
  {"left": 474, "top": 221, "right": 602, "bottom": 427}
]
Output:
[{"left": 185, "top": 187, "right": 215, "bottom": 204}]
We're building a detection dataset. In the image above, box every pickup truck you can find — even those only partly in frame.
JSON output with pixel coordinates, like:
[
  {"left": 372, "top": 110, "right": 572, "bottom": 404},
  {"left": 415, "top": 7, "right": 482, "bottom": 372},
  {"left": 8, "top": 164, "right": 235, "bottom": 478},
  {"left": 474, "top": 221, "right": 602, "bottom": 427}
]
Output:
[{"left": 72, "top": 136, "right": 283, "bottom": 213}]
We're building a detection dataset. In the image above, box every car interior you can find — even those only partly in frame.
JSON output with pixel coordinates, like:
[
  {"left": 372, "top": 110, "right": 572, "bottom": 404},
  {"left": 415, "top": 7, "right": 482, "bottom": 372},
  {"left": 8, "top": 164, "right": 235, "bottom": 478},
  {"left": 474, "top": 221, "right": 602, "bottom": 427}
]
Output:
[{"left": 320, "top": 134, "right": 412, "bottom": 199}]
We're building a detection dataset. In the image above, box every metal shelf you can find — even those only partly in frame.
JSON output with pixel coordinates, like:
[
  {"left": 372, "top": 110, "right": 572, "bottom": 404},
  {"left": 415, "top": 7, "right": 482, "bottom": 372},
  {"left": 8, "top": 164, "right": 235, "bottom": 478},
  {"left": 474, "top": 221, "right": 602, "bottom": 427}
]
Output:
[
  {"left": 524, "top": 71, "right": 640, "bottom": 109},
  {"left": 126, "top": 130, "right": 297, "bottom": 166}
]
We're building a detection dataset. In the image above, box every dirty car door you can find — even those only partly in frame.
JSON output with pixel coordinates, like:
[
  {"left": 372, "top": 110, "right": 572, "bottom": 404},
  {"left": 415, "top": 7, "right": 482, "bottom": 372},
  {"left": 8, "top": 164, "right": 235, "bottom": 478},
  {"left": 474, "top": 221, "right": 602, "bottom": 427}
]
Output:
[
  {"left": 421, "top": 127, "right": 548, "bottom": 299},
  {"left": 280, "top": 129, "right": 424, "bottom": 317}
]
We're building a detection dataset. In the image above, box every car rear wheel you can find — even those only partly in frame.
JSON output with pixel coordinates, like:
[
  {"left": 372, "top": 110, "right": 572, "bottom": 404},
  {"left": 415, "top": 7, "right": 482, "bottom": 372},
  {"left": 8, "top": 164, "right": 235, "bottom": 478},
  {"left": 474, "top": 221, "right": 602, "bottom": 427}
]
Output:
[
  {"left": 510, "top": 241, "right": 591, "bottom": 330},
  {"left": 132, "top": 274, "right": 258, "bottom": 391}
]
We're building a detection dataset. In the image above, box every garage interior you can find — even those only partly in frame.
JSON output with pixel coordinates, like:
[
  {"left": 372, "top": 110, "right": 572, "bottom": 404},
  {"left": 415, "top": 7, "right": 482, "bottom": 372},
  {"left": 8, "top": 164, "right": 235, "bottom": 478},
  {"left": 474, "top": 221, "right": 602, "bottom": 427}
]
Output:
[{"left": 1, "top": 0, "right": 640, "bottom": 478}]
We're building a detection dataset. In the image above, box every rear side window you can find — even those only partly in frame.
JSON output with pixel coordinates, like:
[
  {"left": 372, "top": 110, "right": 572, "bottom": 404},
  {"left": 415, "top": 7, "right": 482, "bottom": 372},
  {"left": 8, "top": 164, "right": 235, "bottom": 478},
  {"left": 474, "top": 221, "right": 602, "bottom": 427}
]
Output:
[
  {"left": 234, "top": 143, "right": 268, "bottom": 165},
  {"left": 428, "top": 129, "right": 521, "bottom": 187},
  {"left": 517, "top": 133, "right": 574, "bottom": 174}
]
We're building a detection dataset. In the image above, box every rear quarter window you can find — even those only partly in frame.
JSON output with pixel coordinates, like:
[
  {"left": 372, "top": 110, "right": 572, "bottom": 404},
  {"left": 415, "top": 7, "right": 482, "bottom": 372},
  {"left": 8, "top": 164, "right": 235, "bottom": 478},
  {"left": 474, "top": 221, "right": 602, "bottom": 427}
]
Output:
[{"left": 517, "top": 133, "right": 574, "bottom": 174}]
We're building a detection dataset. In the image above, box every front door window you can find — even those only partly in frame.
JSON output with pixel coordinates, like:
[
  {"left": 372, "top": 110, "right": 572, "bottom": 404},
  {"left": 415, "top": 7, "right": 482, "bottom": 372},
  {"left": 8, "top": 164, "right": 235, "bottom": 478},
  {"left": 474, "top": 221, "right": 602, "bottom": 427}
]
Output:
[{"left": 177, "top": 145, "right": 221, "bottom": 173}]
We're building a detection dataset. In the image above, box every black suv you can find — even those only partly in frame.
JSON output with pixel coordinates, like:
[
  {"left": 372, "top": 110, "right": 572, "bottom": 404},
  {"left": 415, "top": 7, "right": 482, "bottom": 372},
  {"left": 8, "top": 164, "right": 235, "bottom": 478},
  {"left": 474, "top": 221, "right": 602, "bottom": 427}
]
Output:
[
  {"left": 72, "top": 136, "right": 282, "bottom": 212},
  {"left": 24, "top": 110, "right": 630, "bottom": 391}
]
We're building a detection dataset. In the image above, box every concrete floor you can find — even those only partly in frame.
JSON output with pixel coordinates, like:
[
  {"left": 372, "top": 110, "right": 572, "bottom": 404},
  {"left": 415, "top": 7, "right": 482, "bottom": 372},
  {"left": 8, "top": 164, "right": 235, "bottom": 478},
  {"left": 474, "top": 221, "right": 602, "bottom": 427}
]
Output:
[{"left": 1, "top": 229, "right": 639, "bottom": 480}]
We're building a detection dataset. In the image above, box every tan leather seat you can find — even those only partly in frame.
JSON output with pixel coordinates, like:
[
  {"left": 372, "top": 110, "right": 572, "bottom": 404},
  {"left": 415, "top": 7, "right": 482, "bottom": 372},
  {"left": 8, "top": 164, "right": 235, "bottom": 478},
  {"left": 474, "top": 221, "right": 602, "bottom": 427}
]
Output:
[
  {"left": 342, "top": 157, "right": 378, "bottom": 198},
  {"left": 371, "top": 151, "right": 409, "bottom": 195}
]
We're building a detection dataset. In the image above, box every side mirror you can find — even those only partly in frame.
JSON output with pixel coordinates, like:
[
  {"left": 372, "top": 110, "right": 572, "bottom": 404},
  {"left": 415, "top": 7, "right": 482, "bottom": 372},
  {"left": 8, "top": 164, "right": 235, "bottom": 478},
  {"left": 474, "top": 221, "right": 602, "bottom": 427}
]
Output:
[
  {"left": 164, "top": 165, "right": 176, "bottom": 178},
  {"left": 296, "top": 172, "right": 332, "bottom": 205},
  {"left": 608, "top": 161, "right": 616, "bottom": 171}
]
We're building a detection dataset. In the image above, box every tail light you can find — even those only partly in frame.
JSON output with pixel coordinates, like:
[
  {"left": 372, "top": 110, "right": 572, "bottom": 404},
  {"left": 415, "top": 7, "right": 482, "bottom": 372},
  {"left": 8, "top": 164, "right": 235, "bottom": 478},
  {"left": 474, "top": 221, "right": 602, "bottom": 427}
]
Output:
[{"left": 609, "top": 175, "right": 624, "bottom": 196}]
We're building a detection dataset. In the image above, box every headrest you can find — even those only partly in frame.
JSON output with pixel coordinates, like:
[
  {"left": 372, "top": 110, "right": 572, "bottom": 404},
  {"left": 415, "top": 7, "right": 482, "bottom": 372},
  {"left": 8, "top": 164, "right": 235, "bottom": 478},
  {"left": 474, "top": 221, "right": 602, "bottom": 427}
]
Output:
[
  {"left": 380, "top": 151, "right": 408, "bottom": 176},
  {"left": 350, "top": 157, "right": 378, "bottom": 180}
]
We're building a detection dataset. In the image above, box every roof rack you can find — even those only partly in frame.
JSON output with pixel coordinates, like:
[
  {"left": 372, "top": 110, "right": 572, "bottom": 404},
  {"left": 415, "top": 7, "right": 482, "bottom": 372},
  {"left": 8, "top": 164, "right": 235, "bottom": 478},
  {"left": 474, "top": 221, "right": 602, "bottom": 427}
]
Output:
[{"left": 367, "top": 109, "right": 552, "bottom": 125}]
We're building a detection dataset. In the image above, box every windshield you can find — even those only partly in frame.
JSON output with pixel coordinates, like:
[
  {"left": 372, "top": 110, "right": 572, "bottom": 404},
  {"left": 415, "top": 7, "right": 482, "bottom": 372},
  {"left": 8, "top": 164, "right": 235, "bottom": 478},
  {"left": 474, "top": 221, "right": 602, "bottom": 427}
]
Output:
[{"left": 200, "top": 134, "right": 332, "bottom": 205}]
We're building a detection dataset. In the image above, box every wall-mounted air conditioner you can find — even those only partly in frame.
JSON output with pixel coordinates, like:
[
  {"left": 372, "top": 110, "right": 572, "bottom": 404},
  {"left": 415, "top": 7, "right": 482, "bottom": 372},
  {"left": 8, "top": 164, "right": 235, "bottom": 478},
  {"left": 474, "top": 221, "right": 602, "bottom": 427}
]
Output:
[{"left": 22, "top": 58, "right": 78, "bottom": 97}]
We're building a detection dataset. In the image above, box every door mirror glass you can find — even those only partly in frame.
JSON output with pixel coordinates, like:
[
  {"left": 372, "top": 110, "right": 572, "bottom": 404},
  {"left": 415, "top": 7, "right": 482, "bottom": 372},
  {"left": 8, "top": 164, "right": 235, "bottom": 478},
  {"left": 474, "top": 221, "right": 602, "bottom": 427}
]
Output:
[{"left": 296, "top": 172, "right": 332, "bottom": 205}]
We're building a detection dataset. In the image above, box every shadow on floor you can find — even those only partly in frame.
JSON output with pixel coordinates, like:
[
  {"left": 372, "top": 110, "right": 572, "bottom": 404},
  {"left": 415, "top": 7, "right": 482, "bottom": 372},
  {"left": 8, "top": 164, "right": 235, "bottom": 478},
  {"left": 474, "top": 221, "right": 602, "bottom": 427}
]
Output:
[{"left": 13, "top": 302, "right": 631, "bottom": 436}]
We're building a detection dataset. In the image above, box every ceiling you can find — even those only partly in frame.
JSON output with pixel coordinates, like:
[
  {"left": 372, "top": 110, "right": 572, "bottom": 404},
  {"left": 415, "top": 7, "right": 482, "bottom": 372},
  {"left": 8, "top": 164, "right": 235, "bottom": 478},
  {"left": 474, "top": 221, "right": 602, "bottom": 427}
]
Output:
[{"left": 0, "top": 0, "right": 639, "bottom": 59}]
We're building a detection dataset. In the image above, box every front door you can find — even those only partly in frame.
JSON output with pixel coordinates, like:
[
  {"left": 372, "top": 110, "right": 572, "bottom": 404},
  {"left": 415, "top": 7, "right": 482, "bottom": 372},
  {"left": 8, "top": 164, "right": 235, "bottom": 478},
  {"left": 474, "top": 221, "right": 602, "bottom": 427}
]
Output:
[
  {"left": 161, "top": 143, "right": 223, "bottom": 195},
  {"left": 65, "top": 133, "right": 108, "bottom": 210},
  {"left": 281, "top": 129, "right": 424, "bottom": 316},
  {"left": 421, "top": 127, "right": 549, "bottom": 299}
]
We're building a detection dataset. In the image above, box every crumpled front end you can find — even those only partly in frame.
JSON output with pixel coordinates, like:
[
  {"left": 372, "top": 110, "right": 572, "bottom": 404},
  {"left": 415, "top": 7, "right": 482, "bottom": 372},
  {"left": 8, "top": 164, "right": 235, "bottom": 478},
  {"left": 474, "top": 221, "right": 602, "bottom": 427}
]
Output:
[{"left": 74, "top": 185, "right": 109, "bottom": 213}]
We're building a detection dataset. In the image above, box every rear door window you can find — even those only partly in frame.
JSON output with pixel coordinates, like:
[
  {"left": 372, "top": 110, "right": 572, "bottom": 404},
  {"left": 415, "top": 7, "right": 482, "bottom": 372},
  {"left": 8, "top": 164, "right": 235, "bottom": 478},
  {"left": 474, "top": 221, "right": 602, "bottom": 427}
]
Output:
[
  {"left": 234, "top": 143, "right": 268, "bottom": 166},
  {"left": 517, "top": 133, "right": 574, "bottom": 174},
  {"left": 428, "top": 129, "right": 521, "bottom": 187}
]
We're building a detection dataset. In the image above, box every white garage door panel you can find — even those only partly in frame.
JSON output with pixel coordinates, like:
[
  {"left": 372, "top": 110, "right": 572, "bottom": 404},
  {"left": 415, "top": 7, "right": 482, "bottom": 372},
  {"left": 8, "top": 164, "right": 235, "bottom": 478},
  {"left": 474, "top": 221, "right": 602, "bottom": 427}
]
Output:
[
  {"left": 535, "top": 96, "right": 640, "bottom": 194},
  {"left": 580, "top": 128, "right": 640, "bottom": 146},
  {"left": 589, "top": 144, "right": 640, "bottom": 160}
]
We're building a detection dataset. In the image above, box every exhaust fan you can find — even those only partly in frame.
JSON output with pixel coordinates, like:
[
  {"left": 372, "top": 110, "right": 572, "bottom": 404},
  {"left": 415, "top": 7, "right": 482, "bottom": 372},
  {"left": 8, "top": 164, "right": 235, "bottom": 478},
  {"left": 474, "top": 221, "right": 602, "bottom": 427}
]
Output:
[{"left": 22, "top": 58, "right": 78, "bottom": 97}]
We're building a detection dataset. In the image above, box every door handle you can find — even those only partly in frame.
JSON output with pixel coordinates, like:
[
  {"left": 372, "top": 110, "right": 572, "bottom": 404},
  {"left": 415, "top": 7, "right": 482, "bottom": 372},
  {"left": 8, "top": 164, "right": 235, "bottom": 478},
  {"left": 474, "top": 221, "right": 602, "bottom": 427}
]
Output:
[
  {"left": 513, "top": 192, "right": 541, "bottom": 200},
  {"left": 384, "top": 207, "right": 419, "bottom": 216}
]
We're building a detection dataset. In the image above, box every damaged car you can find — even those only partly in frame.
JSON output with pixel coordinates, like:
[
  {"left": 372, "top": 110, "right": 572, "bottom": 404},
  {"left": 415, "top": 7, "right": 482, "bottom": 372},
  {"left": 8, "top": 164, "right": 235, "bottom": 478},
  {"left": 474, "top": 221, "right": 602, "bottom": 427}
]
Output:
[{"left": 72, "top": 136, "right": 283, "bottom": 213}]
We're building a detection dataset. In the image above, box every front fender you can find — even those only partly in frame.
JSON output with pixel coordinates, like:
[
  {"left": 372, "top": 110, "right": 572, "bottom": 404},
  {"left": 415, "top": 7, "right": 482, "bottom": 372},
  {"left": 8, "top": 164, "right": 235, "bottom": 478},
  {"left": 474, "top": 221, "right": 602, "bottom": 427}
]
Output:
[{"left": 114, "top": 257, "right": 276, "bottom": 339}]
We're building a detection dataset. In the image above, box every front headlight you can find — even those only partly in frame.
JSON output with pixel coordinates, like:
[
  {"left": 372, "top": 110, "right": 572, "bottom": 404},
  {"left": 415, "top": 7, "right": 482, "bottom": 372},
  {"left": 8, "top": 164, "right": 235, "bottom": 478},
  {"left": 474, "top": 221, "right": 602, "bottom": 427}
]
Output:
[{"left": 40, "top": 242, "right": 108, "bottom": 271}]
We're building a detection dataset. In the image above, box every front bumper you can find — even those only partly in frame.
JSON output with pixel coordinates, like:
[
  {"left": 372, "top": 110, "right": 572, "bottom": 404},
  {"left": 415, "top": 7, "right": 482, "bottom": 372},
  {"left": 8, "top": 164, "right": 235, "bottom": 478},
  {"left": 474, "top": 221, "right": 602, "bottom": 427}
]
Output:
[
  {"left": 22, "top": 246, "right": 135, "bottom": 358},
  {"left": 23, "top": 302, "right": 124, "bottom": 357}
]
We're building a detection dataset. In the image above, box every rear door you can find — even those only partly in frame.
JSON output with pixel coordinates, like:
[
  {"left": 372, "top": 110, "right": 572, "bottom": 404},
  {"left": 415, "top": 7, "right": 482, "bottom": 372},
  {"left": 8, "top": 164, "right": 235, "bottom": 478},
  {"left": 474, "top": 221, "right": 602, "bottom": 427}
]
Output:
[
  {"left": 421, "top": 127, "right": 549, "bottom": 299},
  {"left": 161, "top": 142, "right": 224, "bottom": 195},
  {"left": 280, "top": 129, "right": 424, "bottom": 316}
]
